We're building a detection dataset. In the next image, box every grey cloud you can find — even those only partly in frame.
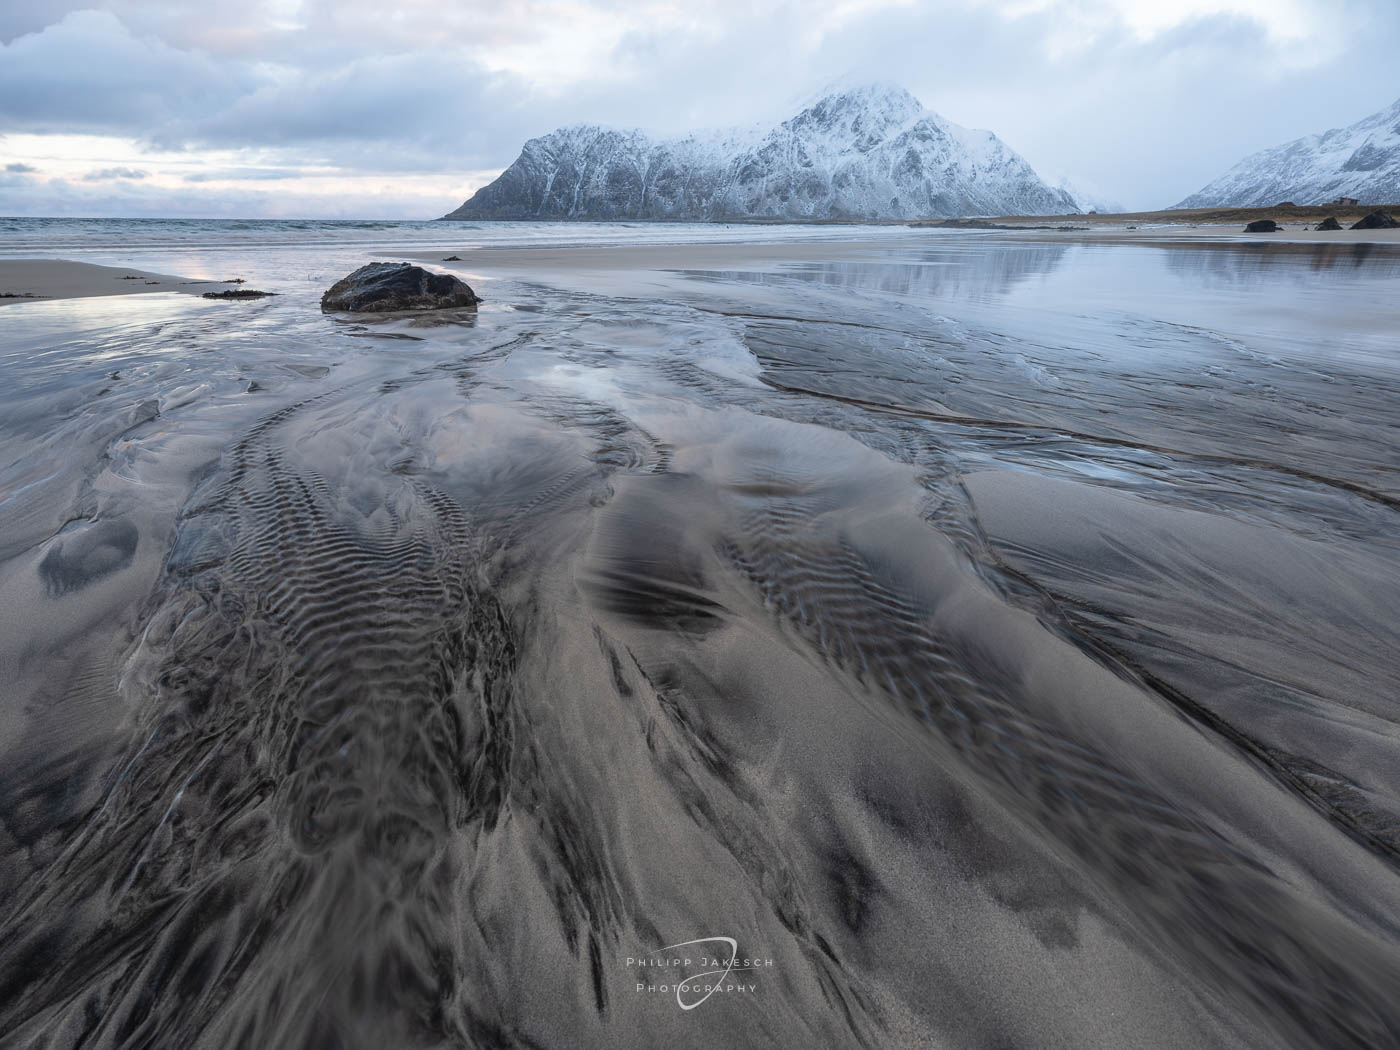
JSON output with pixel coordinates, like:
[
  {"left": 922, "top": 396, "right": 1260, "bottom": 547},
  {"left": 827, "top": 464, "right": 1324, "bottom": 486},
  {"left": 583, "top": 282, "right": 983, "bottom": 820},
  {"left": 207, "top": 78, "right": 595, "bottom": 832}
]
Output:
[
  {"left": 162, "top": 51, "right": 534, "bottom": 171},
  {"left": 0, "top": 10, "right": 250, "bottom": 134},
  {"left": 5, "top": 162, "right": 38, "bottom": 173},
  {"left": 183, "top": 167, "right": 303, "bottom": 182},
  {"left": 83, "top": 167, "right": 150, "bottom": 181},
  {"left": 0, "top": 1, "right": 89, "bottom": 44}
]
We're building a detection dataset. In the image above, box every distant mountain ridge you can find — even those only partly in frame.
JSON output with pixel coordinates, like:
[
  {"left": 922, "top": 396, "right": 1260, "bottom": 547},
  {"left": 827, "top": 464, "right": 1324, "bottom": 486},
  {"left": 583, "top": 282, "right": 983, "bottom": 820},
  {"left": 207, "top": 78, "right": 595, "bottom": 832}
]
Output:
[
  {"left": 442, "top": 84, "right": 1077, "bottom": 221},
  {"left": 1176, "top": 97, "right": 1400, "bottom": 208}
]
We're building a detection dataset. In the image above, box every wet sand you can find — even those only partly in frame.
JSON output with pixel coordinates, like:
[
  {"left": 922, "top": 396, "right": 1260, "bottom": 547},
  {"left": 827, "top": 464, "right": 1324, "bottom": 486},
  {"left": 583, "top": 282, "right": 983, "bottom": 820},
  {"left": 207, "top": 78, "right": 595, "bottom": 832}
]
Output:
[
  {"left": 962, "top": 202, "right": 1400, "bottom": 236},
  {"left": 0, "top": 258, "right": 243, "bottom": 306},
  {"left": 1070, "top": 223, "right": 1400, "bottom": 244},
  {"left": 2, "top": 230, "right": 1400, "bottom": 1049},
  {"left": 398, "top": 224, "right": 1400, "bottom": 292}
]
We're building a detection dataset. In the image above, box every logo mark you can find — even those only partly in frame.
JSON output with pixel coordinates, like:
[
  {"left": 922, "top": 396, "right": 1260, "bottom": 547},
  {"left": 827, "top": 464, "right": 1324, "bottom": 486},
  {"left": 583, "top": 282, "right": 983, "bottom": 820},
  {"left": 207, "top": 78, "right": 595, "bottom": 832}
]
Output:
[{"left": 627, "top": 936, "right": 773, "bottom": 1010}]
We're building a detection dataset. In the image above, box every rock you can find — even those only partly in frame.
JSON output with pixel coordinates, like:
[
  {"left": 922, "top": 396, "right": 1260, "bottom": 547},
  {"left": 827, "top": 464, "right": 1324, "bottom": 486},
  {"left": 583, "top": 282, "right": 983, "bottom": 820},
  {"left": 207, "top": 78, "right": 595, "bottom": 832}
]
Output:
[
  {"left": 1244, "top": 219, "right": 1279, "bottom": 232},
  {"left": 202, "top": 289, "right": 277, "bottom": 299},
  {"left": 1276, "top": 201, "right": 1297, "bottom": 207},
  {"left": 1350, "top": 210, "right": 1399, "bottom": 230},
  {"left": 1315, "top": 216, "right": 1342, "bottom": 231},
  {"left": 321, "top": 262, "right": 479, "bottom": 313},
  {"left": 442, "top": 255, "right": 462, "bottom": 261}
]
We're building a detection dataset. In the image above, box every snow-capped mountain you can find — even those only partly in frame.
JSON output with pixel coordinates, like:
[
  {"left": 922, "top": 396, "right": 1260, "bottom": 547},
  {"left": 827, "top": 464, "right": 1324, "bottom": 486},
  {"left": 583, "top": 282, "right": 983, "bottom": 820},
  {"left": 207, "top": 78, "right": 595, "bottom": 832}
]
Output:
[
  {"left": 1175, "top": 97, "right": 1400, "bottom": 208},
  {"left": 442, "top": 84, "right": 1077, "bottom": 221},
  {"left": 1050, "top": 175, "right": 1124, "bottom": 214}
]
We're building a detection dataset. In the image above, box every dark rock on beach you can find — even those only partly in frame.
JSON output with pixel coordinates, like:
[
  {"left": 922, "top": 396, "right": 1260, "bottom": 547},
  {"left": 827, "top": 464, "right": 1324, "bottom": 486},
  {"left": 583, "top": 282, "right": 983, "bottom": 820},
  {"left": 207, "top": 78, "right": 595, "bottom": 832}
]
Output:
[
  {"left": 1350, "top": 210, "right": 1399, "bottom": 230},
  {"left": 202, "top": 289, "right": 277, "bottom": 300},
  {"left": 321, "top": 262, "right": 479, "bottom": 313},
  {"left": 1244, "top": 219, "right": 1279, "bottom": 233},
  {"left": 1315, "top": 216, "right": 1342, "bottom": 231}
]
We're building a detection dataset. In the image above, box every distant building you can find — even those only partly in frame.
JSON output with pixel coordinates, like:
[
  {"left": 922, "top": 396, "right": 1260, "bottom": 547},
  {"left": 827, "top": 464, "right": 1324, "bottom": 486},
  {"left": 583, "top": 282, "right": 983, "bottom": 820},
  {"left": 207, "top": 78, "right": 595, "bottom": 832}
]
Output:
[{"left": 1333, "top": 196, "right": 1359, "bottom": 207}]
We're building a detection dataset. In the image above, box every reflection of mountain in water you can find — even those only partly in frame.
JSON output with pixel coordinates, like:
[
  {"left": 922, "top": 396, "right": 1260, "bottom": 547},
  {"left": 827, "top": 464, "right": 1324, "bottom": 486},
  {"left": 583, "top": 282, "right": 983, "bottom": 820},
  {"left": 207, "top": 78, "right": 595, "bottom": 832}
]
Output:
[
  {"left": 1159, "top": 239, "right": 1400, "bottom": 288},
  {"left": 674, "top": 242, "right": 1071, "bottom": 301}
]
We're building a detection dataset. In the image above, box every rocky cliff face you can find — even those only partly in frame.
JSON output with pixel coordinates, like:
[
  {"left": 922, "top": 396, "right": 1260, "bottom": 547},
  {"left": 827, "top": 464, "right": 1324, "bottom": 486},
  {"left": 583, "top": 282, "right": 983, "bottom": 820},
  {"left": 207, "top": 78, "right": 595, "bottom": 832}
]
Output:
[
  {"left": 1175, "top": 97, "right": 1400, "bottom": 208},
  {"left": 443, "top": 84, "right": 1076, "bottom": 221}
]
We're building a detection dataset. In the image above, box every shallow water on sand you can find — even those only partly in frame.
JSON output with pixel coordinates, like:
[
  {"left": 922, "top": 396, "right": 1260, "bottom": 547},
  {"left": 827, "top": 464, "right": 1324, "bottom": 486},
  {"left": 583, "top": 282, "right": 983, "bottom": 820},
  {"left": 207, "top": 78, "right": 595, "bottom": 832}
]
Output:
[{"left": 2, "top": 228, "right": 1400, "bottom": 1049}]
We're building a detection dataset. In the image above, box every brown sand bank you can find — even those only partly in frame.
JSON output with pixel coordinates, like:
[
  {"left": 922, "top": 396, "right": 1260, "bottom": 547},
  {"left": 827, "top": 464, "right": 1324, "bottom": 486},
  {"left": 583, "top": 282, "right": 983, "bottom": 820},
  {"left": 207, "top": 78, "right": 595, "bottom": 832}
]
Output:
[
  {"left": 955, "top": 202, "right": 1400, "bottom": 234},
  {"left": 0, "top": 258, "right": 244, "bottom": 306}
]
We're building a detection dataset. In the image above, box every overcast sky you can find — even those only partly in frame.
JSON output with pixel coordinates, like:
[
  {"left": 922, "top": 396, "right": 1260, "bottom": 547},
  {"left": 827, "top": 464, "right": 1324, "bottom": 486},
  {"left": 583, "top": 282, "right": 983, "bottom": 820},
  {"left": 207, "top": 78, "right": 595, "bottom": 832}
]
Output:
[{"left": 1, "top": 0, "right": 1397, "bottom": 218}]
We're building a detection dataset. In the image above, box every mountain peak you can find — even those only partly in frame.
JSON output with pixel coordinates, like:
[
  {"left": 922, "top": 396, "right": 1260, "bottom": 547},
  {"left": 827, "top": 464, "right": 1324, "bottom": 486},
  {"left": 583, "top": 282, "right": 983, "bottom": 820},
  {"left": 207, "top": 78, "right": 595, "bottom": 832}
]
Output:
[
  {"left": 811, "top": 80, "right": 921, "bottom": 108},
  {"left": 803, "top": 76, "right": 919, "bottom": 104},
  {"left": 796, "top": 81, "right": 925, "bottom": 127},
  {"left": 784, "top": 82, "right": 929, "bottom": 155},
  {"left": 443, "top": 85, "right": 1076, "bottom": 221}
]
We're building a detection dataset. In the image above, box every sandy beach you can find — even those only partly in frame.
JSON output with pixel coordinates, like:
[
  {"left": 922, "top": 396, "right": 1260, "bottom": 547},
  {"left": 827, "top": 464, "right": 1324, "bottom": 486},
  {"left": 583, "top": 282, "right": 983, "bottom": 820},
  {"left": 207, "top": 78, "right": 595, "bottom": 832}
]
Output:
[
  {"left": 1070, "top": 223, "right": 1400, "bottom": 244},
  {"left": 2, "top": 220, "right": 1400, "bottom": 1049},
  {"left": 963, "top": 202, "right": 1400, "bottom": 235},
  {"left": 0, "top": 258, "right": 244, "bottom": 306},
  {"left": 6, "top": 0, "right": 1400, "bottom": 1040}
]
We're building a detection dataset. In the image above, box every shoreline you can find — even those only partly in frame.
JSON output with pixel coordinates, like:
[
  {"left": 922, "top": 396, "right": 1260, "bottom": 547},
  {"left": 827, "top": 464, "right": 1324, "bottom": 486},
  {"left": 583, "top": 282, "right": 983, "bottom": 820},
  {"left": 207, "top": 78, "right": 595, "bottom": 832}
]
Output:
[
  {"left": 398, "top": 225, "right": 1400, "bottom": 277},
  {"left": 1051, "top": 224, "right": 1400, "bottom": 244},
  {"left": 5, "top": 220, "right": 1398, "bottom": 310},
  {"left": 0, "top": 258, "right": 244, "bottom": 307}
]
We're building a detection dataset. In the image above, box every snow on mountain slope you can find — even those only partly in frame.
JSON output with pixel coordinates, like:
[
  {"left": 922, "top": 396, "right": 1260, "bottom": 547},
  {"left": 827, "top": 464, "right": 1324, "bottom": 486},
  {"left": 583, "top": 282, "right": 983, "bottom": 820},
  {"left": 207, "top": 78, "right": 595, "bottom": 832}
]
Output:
[
  {"left": 443, "top": 84, "right": 1076, "bottom": 221},
  {"left": 1175, "top": 98, "right": 1400, "bottom": 208},
  {"left": 1049, "top": 175, "right": 1125, "bottom": 214}
]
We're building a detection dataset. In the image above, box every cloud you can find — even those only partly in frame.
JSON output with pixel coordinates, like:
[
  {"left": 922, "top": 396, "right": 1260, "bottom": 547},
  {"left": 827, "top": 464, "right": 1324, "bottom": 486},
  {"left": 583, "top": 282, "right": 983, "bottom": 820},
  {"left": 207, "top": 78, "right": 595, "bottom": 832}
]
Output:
[
  {"left": 2, "top": 1, "right": 1399, "bottom": 215},
  {"left": 0, "top": 169, "right": 466, "bottom": 219},
  {"left": 0, "top": 10, "right": 247, "bottom": 134},
  {"left": 5, "top": 161, "right": 38, "bottom": 173},
  {"left": 166, "top": 50, "right": 529, "bottom": 170},
  {"left": 183, "top": 167, "right": 303, "bottom": 182},
  {"left": 82, "top": 166, "right": 149, "bottom": 181}
]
